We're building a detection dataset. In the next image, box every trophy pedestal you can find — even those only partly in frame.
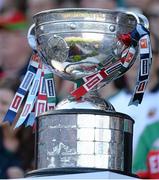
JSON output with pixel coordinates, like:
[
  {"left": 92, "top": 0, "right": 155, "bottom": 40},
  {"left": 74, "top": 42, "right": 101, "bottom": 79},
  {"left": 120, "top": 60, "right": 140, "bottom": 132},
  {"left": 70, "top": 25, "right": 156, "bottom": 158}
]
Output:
[
  {"left": 34, "top": 109, "right": 134, "bottom": 175},
  {"left": 26, "top": 167, "right": 138, "bottom": 179}
]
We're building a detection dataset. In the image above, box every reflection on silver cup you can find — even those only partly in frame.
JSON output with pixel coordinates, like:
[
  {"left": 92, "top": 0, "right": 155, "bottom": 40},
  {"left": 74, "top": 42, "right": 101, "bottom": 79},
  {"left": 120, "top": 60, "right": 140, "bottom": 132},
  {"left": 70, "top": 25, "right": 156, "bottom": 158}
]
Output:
[{"left": 34, "top": 9, "right": 138, "bottom": 82}]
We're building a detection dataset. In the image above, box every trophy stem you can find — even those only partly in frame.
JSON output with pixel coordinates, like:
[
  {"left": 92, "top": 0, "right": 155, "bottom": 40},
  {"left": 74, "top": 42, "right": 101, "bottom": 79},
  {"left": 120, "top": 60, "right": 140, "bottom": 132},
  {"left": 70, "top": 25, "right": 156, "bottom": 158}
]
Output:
[{"left": 81, "top": 88, "right": 115, "bottom": 112}]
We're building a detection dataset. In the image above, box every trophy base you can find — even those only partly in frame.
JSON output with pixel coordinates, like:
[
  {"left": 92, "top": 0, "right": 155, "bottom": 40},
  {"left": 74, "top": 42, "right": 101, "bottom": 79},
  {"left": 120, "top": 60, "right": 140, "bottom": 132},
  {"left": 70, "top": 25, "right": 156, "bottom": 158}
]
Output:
[
  {"left": 26, "top": 167, "right": 138, "bottom": 179},
  {"left": 35, "top": 109, "right": 134, "bottom": 174}
]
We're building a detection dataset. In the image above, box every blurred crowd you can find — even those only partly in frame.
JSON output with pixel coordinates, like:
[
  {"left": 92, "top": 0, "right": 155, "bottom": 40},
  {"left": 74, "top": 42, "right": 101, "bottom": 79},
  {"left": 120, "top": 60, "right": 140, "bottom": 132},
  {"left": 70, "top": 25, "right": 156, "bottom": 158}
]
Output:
[{"left": 0, "top": 0, "right": 159, "bottom": 178}]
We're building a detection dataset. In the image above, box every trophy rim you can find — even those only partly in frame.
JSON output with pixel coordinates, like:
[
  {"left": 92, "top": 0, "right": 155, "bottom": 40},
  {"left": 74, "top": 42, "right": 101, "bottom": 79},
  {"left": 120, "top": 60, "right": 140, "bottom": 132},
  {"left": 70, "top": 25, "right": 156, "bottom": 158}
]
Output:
[
  {"left": 34, "top": 7, "right": 123, "bottom": 15},
  {"left": 33, "top": 7, "right": 136, "bottom": 19},
  {"left": 37, "top": 109, "right": 135, "bottom": 123}
]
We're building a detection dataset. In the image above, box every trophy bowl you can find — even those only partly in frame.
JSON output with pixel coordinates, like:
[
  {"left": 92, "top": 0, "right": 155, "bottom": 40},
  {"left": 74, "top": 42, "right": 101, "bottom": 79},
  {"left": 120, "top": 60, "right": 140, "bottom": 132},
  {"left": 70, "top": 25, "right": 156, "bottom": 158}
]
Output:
[
  {"left": 29, "top": 8, "right": 149, "bottom": 176},
  {"left": 33, "top": 8, "right": 139, "bottom": 82}
]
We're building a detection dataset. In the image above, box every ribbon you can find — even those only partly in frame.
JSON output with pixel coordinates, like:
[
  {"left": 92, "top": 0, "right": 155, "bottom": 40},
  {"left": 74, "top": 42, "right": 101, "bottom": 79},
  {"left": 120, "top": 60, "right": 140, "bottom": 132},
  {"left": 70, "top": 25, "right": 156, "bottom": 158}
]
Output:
[
  {"left": 70, "top": 61, "right": 122, "bottom": 100},
  {"left": 25, "top": 109, "right": 36, "bottom": 127},
  {"left": 44, "top": 66, "right": 57, "bottom": 110},
  {"left": 129, "top": 25, "right": 152, "bottom": 105},
  {"left": 14, "top": 64, "right": 42, "bottom": 128},
  {"left": 25, "top": 65, "right": 47, "bottom": 127},
  {"left": 35, "top": 65, "right": 47, "bottom": 117},
  {"left": 3, "top": 52, "right": 39, "bottom": 124},
  {"left": 25, "top": 64, "right": 49, "bottom": 127}
]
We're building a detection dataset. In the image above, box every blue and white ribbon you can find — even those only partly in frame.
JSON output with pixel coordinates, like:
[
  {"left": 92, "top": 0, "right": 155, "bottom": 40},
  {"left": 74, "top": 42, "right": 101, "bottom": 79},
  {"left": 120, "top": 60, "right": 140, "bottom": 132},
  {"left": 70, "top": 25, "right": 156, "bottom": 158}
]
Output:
[
  {"left": 14, "top": 65, "right": 42, "bottom": 128},
  {"left": 25, "top": 111, "right": 36, "bottom": 127},
  {"left": 3, "top": 53, "right": 39, "bottom": 124},
  {"left": 129, "top": 24, "right": 152, "bottom": 105}
]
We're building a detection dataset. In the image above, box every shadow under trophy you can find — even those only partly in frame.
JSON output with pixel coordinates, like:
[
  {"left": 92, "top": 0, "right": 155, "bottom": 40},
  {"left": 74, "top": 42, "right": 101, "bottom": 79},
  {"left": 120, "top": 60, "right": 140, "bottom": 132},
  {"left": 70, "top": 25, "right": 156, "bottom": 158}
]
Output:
[{"left": 27, "top": 8, "right": 152, "bottom": 178}]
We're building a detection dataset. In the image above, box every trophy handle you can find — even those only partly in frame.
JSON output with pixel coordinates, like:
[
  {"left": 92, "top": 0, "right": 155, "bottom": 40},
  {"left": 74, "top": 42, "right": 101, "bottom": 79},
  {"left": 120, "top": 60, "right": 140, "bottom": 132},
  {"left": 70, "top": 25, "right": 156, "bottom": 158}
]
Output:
[
  {"left": 125, "top": 11, "right": 149, "bottom": 29},
  {"left": 27, "top": 23, "right": 37, "bottom": 50},
  {"left": 137, "top": 13, "right": 149, "bottom": 29}
]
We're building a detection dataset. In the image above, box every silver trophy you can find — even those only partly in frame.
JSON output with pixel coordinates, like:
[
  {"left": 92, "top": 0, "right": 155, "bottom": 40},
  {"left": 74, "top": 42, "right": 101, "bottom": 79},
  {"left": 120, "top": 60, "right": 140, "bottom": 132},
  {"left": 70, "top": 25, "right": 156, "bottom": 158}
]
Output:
[{"left": 27, "top": 8, "right": 151, "bottom": 177}]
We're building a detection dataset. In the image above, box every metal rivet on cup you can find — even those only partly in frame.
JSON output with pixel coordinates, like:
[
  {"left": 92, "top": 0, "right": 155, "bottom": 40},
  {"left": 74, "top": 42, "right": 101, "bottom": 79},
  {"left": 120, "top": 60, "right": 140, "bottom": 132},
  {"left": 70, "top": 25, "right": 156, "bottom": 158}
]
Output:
[
  {"left": 109, "top": 25, "right": 116, "bottom": 32},
  {"left": 70, "top": 23, "right": 76, "bottom": 30}
]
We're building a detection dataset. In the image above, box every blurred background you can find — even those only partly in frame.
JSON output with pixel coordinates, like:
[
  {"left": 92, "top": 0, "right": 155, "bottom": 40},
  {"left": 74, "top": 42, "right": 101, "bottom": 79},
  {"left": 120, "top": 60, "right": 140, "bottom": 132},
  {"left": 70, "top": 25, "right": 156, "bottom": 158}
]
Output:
[{"left": 0, "top": 0, "right": 159, "bottom": 178}]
